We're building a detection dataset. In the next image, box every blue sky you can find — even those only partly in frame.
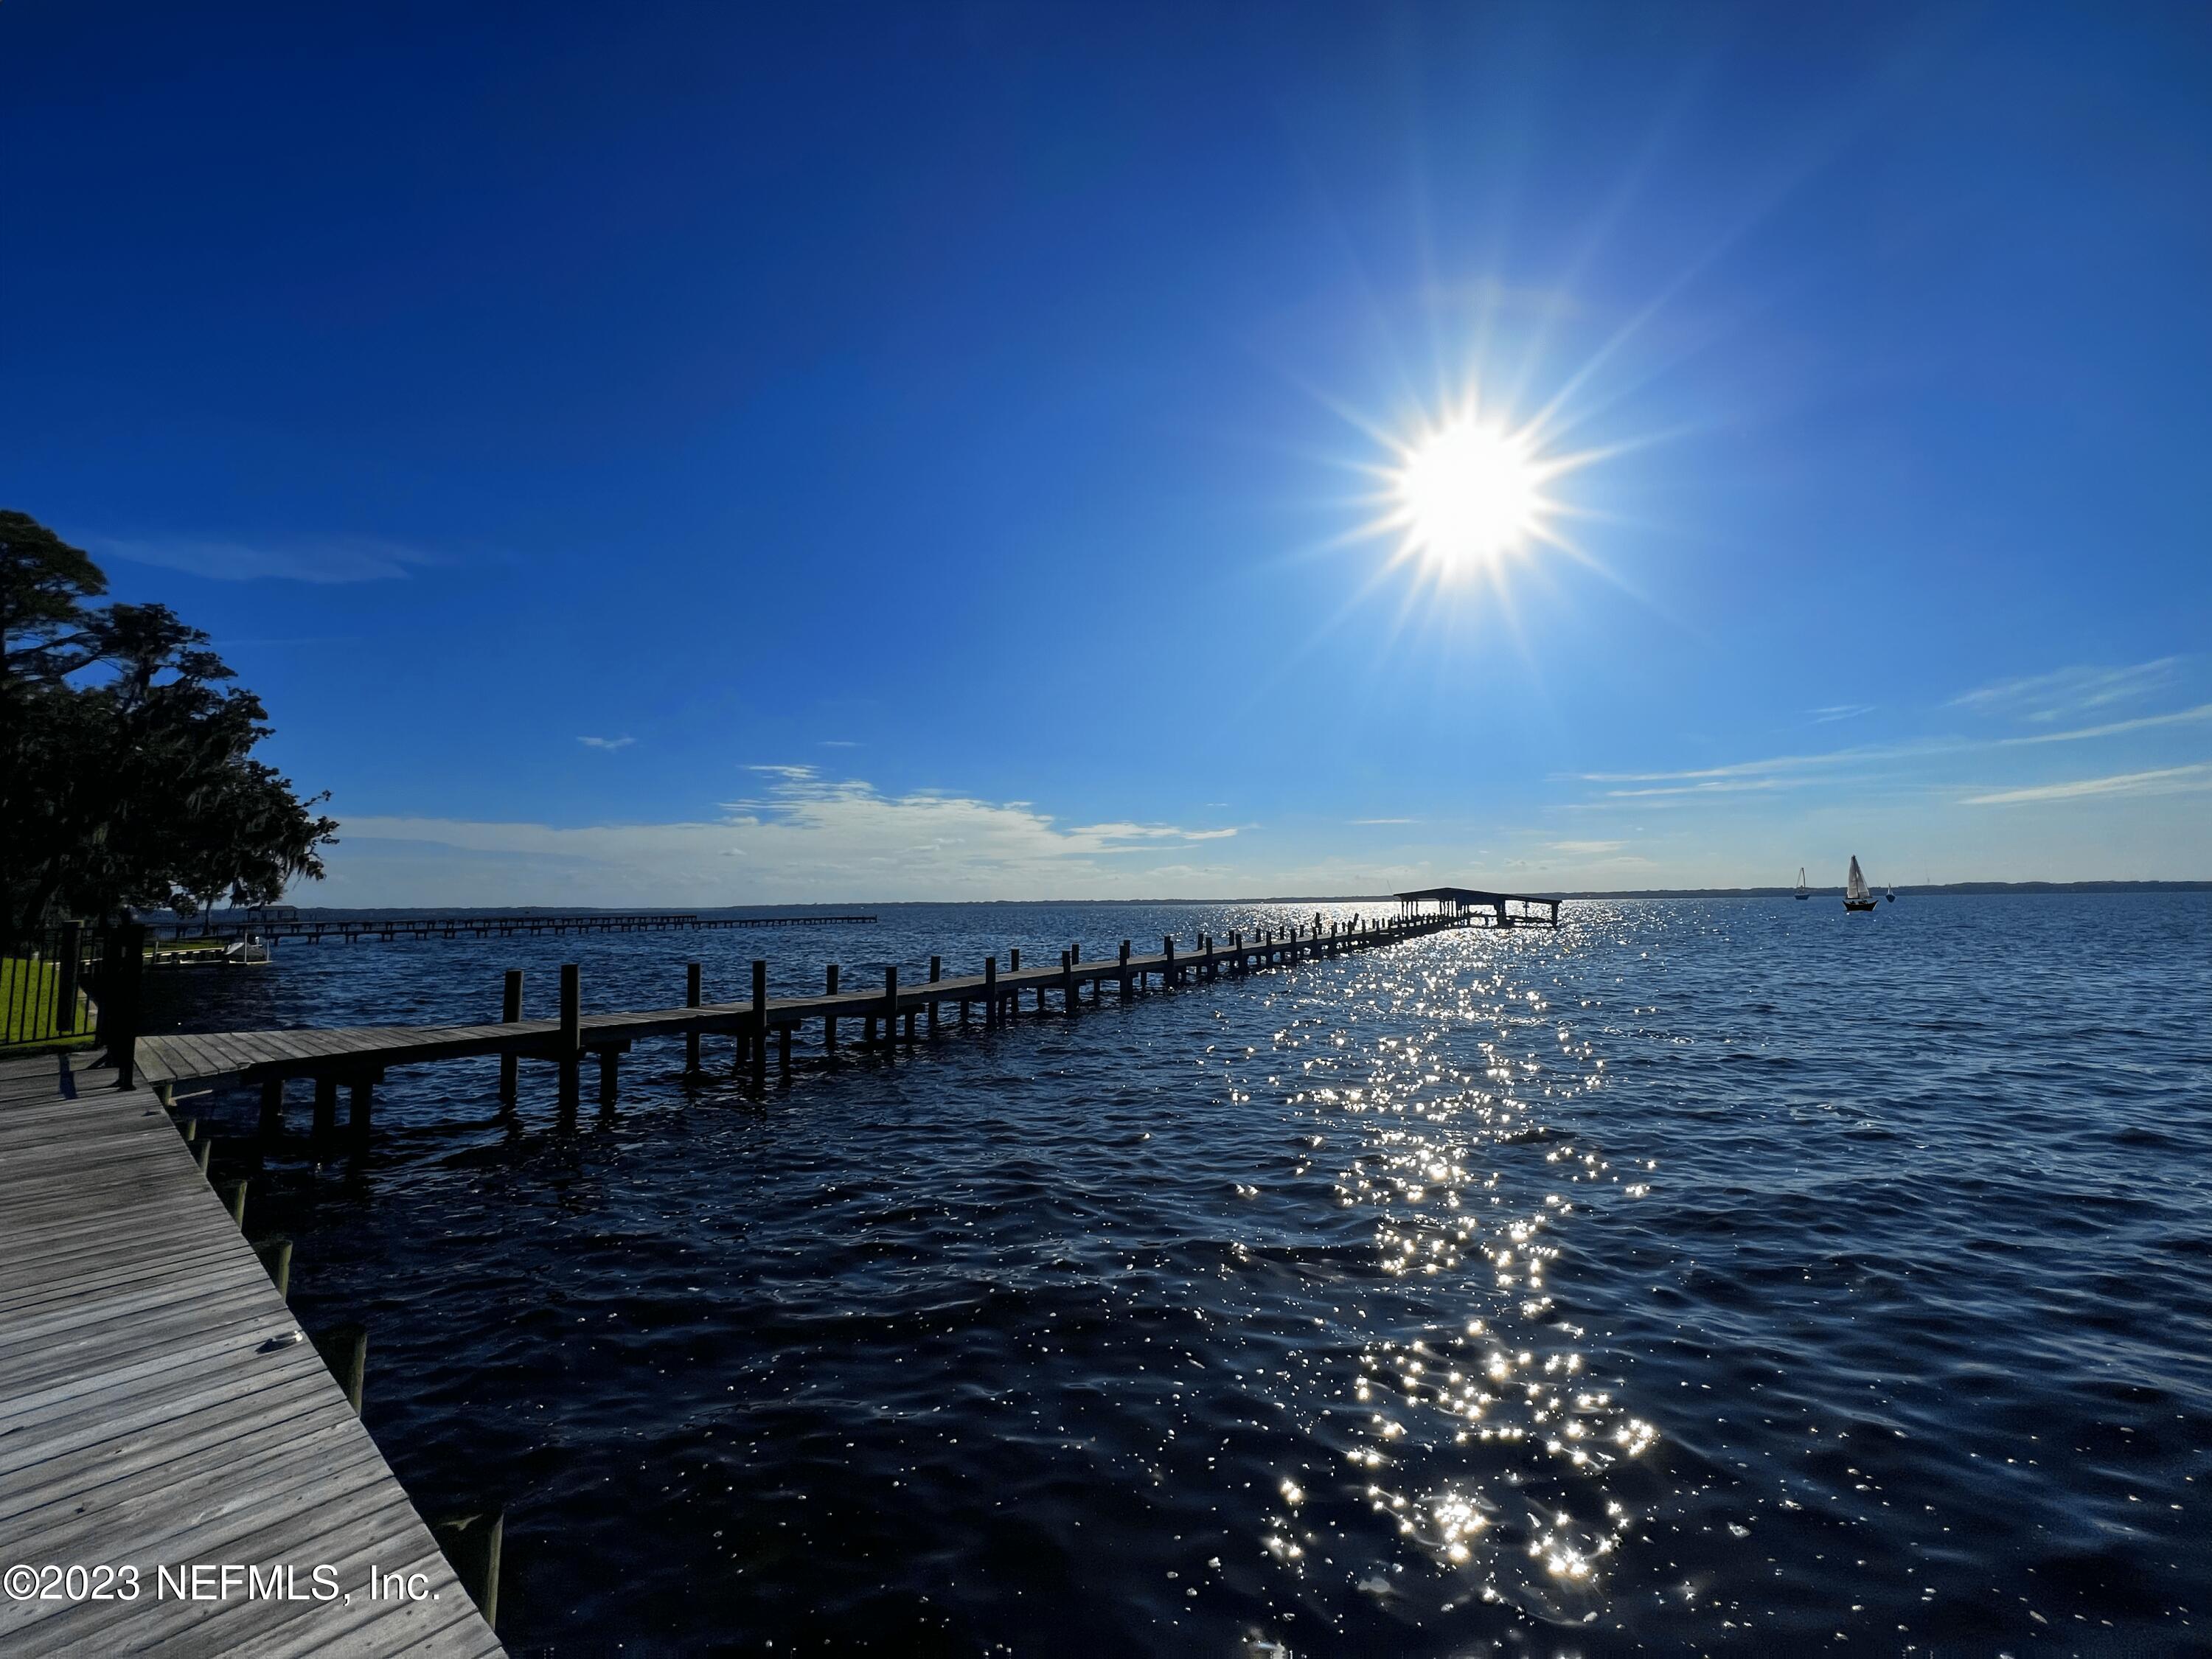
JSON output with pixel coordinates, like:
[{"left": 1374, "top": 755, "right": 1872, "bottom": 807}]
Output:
[{"left": 7, "top": 2, "right": 2208, "bottom": 900}]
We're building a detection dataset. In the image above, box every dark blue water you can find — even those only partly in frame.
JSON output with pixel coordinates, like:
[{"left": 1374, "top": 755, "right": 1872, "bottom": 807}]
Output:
[{"left": 153, "top": 895, "right": 2212, "bottom": 1655}]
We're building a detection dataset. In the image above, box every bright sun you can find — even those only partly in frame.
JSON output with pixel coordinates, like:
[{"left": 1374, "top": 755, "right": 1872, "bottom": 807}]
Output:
[{"left": 1393, "top": 418, "right": 1543, "bottom": 575}]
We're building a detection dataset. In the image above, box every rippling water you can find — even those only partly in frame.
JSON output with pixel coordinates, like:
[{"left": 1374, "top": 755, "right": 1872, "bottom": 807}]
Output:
[{"left": 151, "top": 895, "right": 2211, "bottom": 1655}]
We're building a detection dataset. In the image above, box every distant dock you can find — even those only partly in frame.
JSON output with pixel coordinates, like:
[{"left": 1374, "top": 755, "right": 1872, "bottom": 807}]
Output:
[{"left": 156, "top": 911, "right": 878, "bottom": 947}]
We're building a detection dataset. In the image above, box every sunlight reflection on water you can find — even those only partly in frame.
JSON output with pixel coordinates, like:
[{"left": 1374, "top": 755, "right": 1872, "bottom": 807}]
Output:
[{"left": 153, "top": 894, "right": 2212, "bottom": 1655}]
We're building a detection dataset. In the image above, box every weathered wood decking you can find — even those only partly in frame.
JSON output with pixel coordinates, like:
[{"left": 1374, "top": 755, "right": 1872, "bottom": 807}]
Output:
[{"left": 0, "top": 1050, "right": 502, "bottom": 1658}]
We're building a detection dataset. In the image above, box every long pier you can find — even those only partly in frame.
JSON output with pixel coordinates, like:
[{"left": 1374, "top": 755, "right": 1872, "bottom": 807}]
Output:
[
  {"left": 3, "top": 897, "right": 1553, "bottom": 1652},
  {"left": 157, "top": 911, "right": 877, "bottom": 946},
  {"left": 118, "top": 908, "right": 1529, "bottom": 1108}
]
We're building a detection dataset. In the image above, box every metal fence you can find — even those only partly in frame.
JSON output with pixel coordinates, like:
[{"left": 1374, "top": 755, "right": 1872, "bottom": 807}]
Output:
[{"left": 1, "top": 922, "right": 141, "bottom": 1064}]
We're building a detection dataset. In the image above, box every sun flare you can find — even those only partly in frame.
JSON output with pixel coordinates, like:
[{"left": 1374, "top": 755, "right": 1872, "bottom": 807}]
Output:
[{"left": 1393, "top": 418, "right": 1543, "bottom": 575}]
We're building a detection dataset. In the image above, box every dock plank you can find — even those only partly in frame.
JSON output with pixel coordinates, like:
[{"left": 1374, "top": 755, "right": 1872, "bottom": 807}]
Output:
[{"left": 0, "top": 1050, "right": 502, "bottom": 1658}]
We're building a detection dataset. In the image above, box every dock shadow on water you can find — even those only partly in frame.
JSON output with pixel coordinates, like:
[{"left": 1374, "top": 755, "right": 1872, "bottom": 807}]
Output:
[{"left": 161, "top": 896, "right": 2211, "bottom": 1655}]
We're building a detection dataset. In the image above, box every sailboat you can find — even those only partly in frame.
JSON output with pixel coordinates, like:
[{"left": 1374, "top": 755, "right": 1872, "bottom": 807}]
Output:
[
  {"left": 1793, "top": 867, "right": 1810, "bottom": 900},
  {"left": 1885, "top": 882, "right": 1896, "bottom": 903},
  {"left": 1844, "top": 855, "right": 1879, "bottom": 913}
]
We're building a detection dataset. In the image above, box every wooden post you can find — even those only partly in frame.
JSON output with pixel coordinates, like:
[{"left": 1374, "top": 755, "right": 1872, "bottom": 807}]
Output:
[
  {"left": 684, "top": 962, "right": 703, "bottom": 1074},
  {"left": 883, "top": 964, "right": 899, "bottom": 1048},
  {"left": 313, "top": 1075, "right": 337, "bottom": 1136},
  {"left": 194, "top": 1138, "right": 212, "bottom": 1175},
  {"left": 1163, "top": 936, "right": 1176, "bottom": 988},
  {"left": 215, "top": 1178, "right": 248, "bottom": 1226},
  {"left": 1061, "top": 949, "right": 1075, "bottom": 1014},
  {"left": 1119, "top": 939, "right": 1131, "bottom": 999},
  {"left": 824, "top": 964, "right": 840, "bottom": 1051},
  {"left": 258, "top": 1077, "right": 285, "bottom": 1137},
  {"left": 349, "top": 1077, "right": 373, "bottom": 1141},
  {"left": 1010, "top": 947, "right": 1020, "bottom": 970},
  {"left": 984, "top": 956, "right": 998, "bottom": 1030},
  {"left": 751, "top": 960, "right": 768, "bottom": 1089},
  {"left": 312, "top": 1324, "right": 366, "bottom": 1415},
  {"left": 779, "top": 1022, "right": 792, "bottom": 1076},
  {"left": 558, "top": 963, "right": 581, "bottom": 1107},
  {"left": 254, "top": 1237, "right": 292, "bottom": 1298},
  {"left": 433, "top": 1510, "right": 504, "bottom": 1631},
  {"left": 55, "top": 921, "right": 83, "bottom": 1037},
  {"left": 597, "top": 1047, "right": 619, "bottom": 1106},
  {"left": 106, "top": 922, "right": 146, "bottom": 1089},
  {"left": 499, "top": 970, "right": 523, "bottom": 1102},
  {"left": 928, "top": 956, "right": 941, "bottom": 1035}
]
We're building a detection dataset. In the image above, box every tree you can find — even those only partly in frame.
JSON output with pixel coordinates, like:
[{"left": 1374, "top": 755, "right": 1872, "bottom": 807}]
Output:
[{"left": 1, "top": 512, "right": 338, "bottom": 939}]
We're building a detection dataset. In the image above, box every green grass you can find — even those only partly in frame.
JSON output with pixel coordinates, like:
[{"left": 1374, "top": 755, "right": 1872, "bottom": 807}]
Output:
[{"left": 1, "top": 954, "right": 97, "bottom": 1051}]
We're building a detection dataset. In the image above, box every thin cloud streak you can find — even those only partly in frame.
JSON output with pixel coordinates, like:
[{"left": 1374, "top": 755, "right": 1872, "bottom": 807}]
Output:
[
  {"left": 1961, "top": 762, "right": 2212, "bottom": 807},
  {"left": 96, "top": 534, "right": 443, "bottom": 584},
  {"left": 1950, "top": 658, "right": 2183, "bottom": 722},
  {"left": 1997, "top": 703, "right": 2212, "bottom": 745}
]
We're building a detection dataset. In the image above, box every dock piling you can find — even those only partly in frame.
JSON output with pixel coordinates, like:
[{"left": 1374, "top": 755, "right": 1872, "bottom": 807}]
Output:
[
  {"left": 254, "top": 1236, "right": 292, "bottom": 1298},
  {"left": 984, "top": 956, "right": 998, "bottom": 1030},
  {"left": 499, "top": 969, "right": 523, "bottom": 1102},
  {"left": 928, "top": 956, "right": 942, "bottom": 1035},
  {"left": 312, "top": 1324, "right": 367, "bottom": 1415},
  {"left": 558, "top": 964, "right": 581, "bottom": 1107},
  {"left": 751, "top": 961, "right": 768, "bottom": 1090},
  {"left": 432, "top": 1510, "right": 504, "bottom": 1632},
  {"left": 824, "top": 964, "right": 839, "bottom": 1051},
  {"left": 684, "top": 962, "right": 703, "bottom": 1075}
]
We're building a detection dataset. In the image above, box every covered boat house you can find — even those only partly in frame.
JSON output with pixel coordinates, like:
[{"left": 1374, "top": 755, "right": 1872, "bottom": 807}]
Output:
[{"left": 1393, "top": 886, "right": 1560, "bottom": 928}]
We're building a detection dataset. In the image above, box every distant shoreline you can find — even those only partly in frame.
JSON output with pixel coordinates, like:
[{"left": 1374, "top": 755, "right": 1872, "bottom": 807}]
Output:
[{"left": 161, "top": 880, "right": 2212, "bottom": 924}]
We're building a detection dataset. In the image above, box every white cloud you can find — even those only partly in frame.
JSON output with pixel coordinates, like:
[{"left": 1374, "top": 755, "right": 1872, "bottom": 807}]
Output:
[
  {"left": 1950, "top": 658, "right": 2183, "bottom": 723},
  {"left": 96, "top": 534, "right": 441, "bottom": 583},
  {"left": 330, "top": 768, "right": 1251, "bottom": 903},
  {"left": 577, "top": 735, "right": 636, "bottom": 751},
  {"left": 1961, "top": 762, "right": 2212, "bottom": 807},
  {"left": 1997, "top": 703, "right": 2212, "bottom": 745},
  {"left": 1809, "top": 703, "right": 1874, "bottom": 723}
]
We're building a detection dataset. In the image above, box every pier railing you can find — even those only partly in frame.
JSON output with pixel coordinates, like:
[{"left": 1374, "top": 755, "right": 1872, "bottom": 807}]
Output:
[{"left": 107, "top": 904, "right": 1559, "bottom": 1116}]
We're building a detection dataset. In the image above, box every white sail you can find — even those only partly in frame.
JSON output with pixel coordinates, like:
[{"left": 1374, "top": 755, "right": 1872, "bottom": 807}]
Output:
[
  {"left": 1795, "top": 866, "right": 1808, "bottom": 892},
  {"left": 1846, "top": 856, "right": 1870, "bottom": 902}
]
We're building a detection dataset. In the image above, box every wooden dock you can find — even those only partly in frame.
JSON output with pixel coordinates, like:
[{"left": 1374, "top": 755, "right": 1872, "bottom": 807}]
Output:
[
  {"left": 1, "top": 894, "right": 1551, "bottom": 1655},
  {"left": 0, "top": 1049, "right": 503, "bottom": 1658},
  {"left": 114, "top": 910, "right": 1517, "bottom": 1107}
]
